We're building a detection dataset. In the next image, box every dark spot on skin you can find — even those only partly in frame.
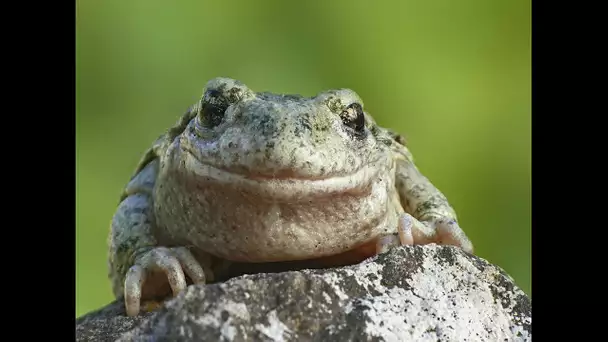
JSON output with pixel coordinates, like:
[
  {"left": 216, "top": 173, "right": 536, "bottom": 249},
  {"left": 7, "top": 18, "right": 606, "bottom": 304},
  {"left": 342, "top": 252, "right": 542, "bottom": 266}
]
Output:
[
  {"left": 299, "top": 116, "right": 312, "bottom": 132},
  {"left": 415, "top": 200, "right": 439, "bottom": 216},
  {"left": 289, "top": 151, "right": 297, "bottom": 165},
  {"left": 251, "top": 114, "right": 270, "bottom": 131},
  {"left": 116, "top": 241, "right": 133, "bottom": 255}
]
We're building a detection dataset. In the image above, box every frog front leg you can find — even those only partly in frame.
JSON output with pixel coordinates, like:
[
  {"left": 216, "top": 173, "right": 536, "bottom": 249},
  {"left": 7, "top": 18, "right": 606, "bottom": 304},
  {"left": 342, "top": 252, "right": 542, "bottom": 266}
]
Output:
[
  {"left": 108, "top": 159, "right": 208, "bottom": 316},
  {"left": 392, "top": 148, "right": 474, "bottom": 254}
]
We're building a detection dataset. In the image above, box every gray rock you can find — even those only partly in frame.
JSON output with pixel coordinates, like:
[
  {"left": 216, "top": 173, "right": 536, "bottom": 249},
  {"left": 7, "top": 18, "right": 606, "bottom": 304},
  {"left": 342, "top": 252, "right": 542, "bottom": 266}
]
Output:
[
  {"left": 76, "top": 245, "right": 531, "bottom": 341},
  {"left": 76, "top": 300, "right": 155, "bottom": 342}
]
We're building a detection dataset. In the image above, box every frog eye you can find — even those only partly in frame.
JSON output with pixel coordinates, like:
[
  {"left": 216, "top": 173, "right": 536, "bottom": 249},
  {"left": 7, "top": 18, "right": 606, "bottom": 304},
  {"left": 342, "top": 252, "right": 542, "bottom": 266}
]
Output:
[
  {"left": 340, "top": 103, "right": 365, "bottom": 136},
  {"left": 199, "top": 89, "right": 230, "bottom": 128}
]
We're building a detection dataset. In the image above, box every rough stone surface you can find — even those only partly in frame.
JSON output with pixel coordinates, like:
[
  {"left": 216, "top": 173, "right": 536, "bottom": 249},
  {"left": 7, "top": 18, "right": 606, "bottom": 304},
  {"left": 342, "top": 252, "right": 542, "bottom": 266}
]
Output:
[
  {"left": 76, "top": 245, "right": 531, "bottom": 341},
  {"left": 76, "top": 301, "right": 155, "bottom": 342}
]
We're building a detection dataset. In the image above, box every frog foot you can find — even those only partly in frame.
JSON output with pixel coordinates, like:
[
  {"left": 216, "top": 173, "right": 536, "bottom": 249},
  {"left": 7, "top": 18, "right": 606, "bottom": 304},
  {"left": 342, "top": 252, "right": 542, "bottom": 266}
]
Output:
[
  {"left": 376, "top": 213, "right": 474, "bottom": 254},
  {"left": 124, "top": 246, "right": 206, "bottom": 316}
]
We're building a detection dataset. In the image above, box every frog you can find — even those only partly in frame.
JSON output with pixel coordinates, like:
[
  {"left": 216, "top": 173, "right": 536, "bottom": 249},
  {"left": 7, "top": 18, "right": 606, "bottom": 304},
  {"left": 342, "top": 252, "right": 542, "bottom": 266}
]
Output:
[{"left": 108, "top": 77, "right": 474, "bottom": 316}]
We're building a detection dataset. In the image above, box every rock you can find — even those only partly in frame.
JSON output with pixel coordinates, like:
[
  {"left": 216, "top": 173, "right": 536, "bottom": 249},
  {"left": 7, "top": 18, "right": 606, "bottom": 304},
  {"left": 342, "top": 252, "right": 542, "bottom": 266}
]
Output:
[
  {"left": 76, "top": 245, "right": 531, "bottom": 341},
  {"left": 76, "top": 300, "right": 155, "bottom": 342}
]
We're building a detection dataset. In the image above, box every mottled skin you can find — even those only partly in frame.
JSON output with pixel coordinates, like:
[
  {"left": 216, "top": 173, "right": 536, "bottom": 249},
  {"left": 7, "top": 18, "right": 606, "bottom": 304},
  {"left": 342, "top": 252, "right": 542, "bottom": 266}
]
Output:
[{"left": 108, "top": 77, "right": 474, "bottom": 316}]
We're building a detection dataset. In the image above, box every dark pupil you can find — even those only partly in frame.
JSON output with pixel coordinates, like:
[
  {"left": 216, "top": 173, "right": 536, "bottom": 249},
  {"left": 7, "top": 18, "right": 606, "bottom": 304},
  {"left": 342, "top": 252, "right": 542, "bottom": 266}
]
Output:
[
  {"left": 201, "top": 90, "right": 229, "bottom": 127},
  {"left": 341, "top": 103, "right": 365, "bottom": 133}
]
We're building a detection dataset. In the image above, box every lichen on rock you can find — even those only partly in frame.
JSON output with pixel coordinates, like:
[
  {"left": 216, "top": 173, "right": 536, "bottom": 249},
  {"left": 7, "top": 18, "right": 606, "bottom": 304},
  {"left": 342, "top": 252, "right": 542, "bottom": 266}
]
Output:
[{"left": 76, "top": 245, "right": 531, "bottom": 341}]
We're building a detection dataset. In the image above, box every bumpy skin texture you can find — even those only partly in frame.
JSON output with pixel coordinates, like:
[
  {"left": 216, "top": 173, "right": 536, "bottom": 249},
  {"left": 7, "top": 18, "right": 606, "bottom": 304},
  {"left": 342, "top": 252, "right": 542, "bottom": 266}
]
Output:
[{"left": 108, "top": 77, "right": 474, "bottom": 316}]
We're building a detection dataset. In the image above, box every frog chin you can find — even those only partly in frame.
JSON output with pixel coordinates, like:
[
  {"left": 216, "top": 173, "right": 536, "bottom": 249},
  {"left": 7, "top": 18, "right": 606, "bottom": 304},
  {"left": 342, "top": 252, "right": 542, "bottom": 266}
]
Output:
[{"left": 183, "top": 150, "right": 387, "bottom": 201}]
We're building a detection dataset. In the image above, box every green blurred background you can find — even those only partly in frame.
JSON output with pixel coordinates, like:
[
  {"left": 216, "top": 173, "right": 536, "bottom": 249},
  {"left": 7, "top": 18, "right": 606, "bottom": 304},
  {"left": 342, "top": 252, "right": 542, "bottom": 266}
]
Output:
[{"left": 76, "top": 0, "right": 530, "bottom": 317}]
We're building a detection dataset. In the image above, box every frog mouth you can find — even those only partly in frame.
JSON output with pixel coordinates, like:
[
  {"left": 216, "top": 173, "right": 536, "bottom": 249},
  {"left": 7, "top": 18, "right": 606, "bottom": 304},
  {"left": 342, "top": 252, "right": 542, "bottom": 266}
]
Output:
[{"left": 183, "top": 151, "right": 384, "bottom": 200}]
